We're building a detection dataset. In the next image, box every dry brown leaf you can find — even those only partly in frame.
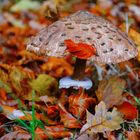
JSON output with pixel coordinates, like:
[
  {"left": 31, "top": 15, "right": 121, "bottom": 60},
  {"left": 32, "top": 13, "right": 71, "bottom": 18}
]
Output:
[
  {"left": 35, "top": 125, "right": 71, "bottom": 140},
  {"left": 0, "top": 129, "right": 31, "bottom": 140},
  {"left": 126, "top": 131, "right": 139, "bottom": 140},
  {"left": 59, "top": 103, "right": 82, "bottom": 128},
  {"left": 80, "top": 101, "right": 123, "bottom": 135},
  {"left": 96, "top": 76, "right": 126, "bottom": 109}
]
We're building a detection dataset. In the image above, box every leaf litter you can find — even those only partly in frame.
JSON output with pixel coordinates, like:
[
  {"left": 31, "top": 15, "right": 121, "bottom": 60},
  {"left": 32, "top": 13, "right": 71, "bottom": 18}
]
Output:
[{"left": 0, "top": 0, "right": 140, "bottom": 139}]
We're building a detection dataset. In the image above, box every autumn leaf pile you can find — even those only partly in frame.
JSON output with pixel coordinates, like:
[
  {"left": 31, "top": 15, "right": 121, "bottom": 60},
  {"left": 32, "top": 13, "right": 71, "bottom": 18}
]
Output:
[{"left": 0, "top": 0, "right": 140, "bottom": 139}]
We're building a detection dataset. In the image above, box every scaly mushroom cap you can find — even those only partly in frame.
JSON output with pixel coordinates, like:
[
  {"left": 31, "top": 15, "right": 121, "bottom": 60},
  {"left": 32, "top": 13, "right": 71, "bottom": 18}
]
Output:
[{"left": 27, "top": 10, "right": 138, "bottom": 64}]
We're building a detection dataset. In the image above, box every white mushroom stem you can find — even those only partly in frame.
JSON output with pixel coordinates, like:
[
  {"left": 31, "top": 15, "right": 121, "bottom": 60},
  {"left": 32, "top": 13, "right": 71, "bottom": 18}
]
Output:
[{"left": 72, "top": 58, "right": 87, "bottom": 80}]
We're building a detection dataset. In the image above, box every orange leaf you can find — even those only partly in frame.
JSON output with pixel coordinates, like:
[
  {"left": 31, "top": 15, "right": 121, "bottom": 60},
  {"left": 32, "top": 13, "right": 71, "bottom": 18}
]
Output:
[
  {"left": 41, "top": 57, "right": 73, "bottom": 77},
  {"left": 69, "top": 88, "right": 96, "bottom": 119},
  {"left": 125, "top": 131, "right": 139, "bottom": 140},
  {"left": 117, "top": 101, "right": 138, "bottom": 120},
  {"left": 0, "top": 88, "right": 7, "bottom": 101},
  {"left": 64, "top": 40, "right": 96, "bottom": 59}
]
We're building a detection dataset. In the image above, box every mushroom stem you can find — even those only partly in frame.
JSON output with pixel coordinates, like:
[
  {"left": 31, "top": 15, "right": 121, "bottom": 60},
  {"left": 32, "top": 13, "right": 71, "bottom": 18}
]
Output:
[{"left": 72, "top": 58, "right": 87, "bottom": 80}]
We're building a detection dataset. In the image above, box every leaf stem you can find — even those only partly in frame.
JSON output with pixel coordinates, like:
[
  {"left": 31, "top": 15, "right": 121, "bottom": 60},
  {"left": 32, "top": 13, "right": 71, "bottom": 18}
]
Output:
[{"left": 75, "top": 122, "right": 103, "bottom": 139}]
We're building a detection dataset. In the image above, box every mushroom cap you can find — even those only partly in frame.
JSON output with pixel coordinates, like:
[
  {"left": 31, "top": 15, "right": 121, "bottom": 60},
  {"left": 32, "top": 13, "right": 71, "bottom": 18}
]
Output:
[{"left": 27, "top": 10, "right": 138, "bottom": 64}]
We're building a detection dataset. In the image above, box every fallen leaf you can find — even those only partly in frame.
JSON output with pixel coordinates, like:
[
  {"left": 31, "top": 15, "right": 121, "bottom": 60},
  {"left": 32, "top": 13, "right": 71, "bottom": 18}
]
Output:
[
  {"left": 80, "top": 101, "right": 123, "bottom": 135},
  {"left": 76, "top": 133, "right": 99, "bottom": 140},
  {"left": 117, "top": 101, "right": 138, "bottom": 120},
  {"left": 69, "top": 89, "right": 96, "bottom": 119},
  {"left": 35, "top": 125, "right": 72, "bottom": 140},
  {"left": 128, "top": 28, "right": 140, "bottom": 61},
  {"left": 10, "top": 0, "right": 40, "bottom": 12},
  {"left": 96, "top": 76, "right": 126, "bottom": 109},
  {"left": 8, "top": 66, "right": 35, "bottom": 99},
  {"left": 0, "top": 128, "right": 31, "bottom": 140},
  {"left": 105, "top": 131, "right": 117, "bottom": 140},
  {"left": 0, "top": 88, "right": 7, "bottom": 100},
  {"left": 0, "top": 105, "right": 31, "bottom": 120},
  {"left": 35, "top": 104, "right": 59, "bottom": 119},
  {"left": 125, "top": 131, "right": 139, "bottom": 140},
  {"left": 29, "top": 74, "right": 58, "bottom": 99},
  {"left": 0, "top": 68, "right": 12, "bottom": 93},
  {"left": 64, "top": 39, "right": 96, "bottom": 59},
  {"left": 41, "top": 57, "right": 73, "bottom": 78},
  {"left": 59, "top": 103, "right": 82, "bottom": 128},
  {"left": 120, "top": 25, "right": 140, "bottom": 62}
]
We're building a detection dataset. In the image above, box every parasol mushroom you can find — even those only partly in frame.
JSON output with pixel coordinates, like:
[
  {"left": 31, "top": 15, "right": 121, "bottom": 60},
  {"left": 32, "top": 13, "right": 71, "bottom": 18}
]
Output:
[{"left": 27, "top": 10, "right": 138, "bottom": 89}]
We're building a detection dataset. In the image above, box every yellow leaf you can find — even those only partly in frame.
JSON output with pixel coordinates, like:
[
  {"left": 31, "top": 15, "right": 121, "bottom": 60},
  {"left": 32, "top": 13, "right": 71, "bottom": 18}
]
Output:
[
  {"left": 120, "top": 24, "right": 140, "bottom": 61},
  {"left": 128, "top": 28, "right": 140, "bottom": 61},
  {"left": 80, "top": 101, "right": 123, "bottom": 135},
  {"left": 29, "top": 74, "right": 58, "bottom": 98}
]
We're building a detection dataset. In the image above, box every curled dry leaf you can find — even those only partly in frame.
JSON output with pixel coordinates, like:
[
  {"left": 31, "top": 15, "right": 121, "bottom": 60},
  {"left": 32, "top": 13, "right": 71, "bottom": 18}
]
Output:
[
  {"left": 41, "top": 57, "right": 73, "bottom": 78},
  {"left": 69, "top": 89, "right": 96, "bottom": 119},
  {"left": 35, "top": 125, "right": 72, "bottom": 140},
  {"left": 35, "top": 104, "right": 59, "bottom": 119},
  {"left": 117, "top": 101, "right": 138, "bottom": 120},
  {"left": 58, "top": 103, "right": 82, "bottom": 129},
  {"left": 96, "top": 76, "right": 126, "bottom": 109},
  {"left": 80, "top": 101, "right": 123, "bottom": 135}
]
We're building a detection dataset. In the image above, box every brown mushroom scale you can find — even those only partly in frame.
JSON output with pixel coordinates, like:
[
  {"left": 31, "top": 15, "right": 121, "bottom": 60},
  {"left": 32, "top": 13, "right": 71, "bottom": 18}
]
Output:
[{"left": 27, "top": 10, "right": 138, "bottom": 89}]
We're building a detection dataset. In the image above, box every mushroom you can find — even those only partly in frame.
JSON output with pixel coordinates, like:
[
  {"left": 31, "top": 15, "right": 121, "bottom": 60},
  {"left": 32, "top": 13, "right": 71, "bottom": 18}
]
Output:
[{"left": 27, "top": 10, "right": 138, "bottom": 89}]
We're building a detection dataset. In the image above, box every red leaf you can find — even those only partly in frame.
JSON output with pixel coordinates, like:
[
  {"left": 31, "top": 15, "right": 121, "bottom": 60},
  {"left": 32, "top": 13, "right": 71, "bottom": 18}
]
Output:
[
  {"left": 64, "top": 40, "right": 96, "bottom": 59},
  {"left": 117, "top": 101, "right": 138, "bottom": 120}
]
